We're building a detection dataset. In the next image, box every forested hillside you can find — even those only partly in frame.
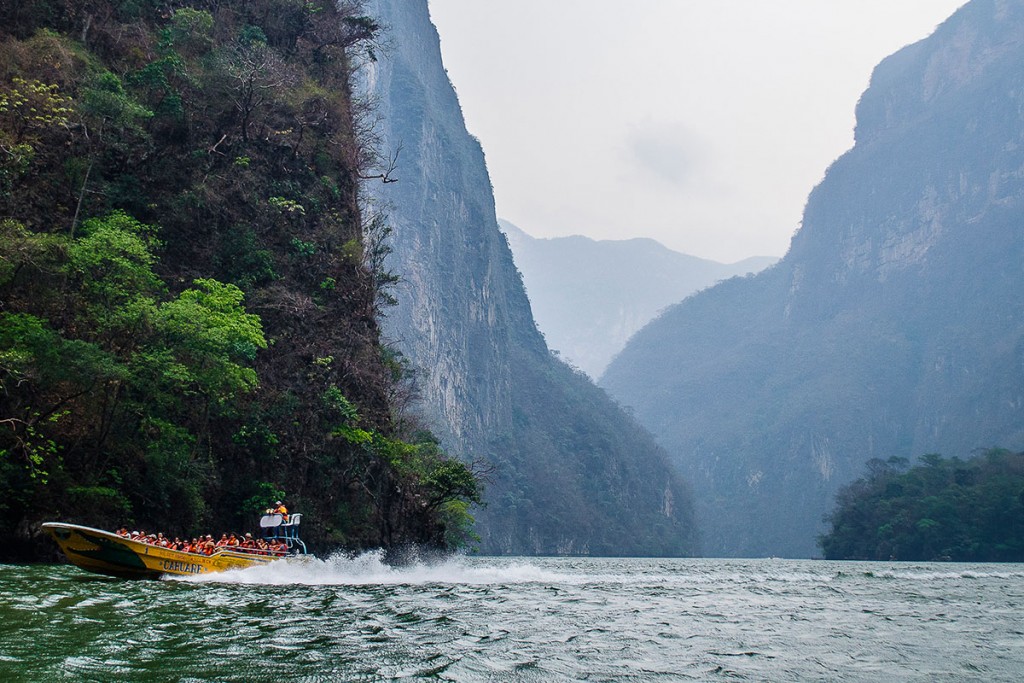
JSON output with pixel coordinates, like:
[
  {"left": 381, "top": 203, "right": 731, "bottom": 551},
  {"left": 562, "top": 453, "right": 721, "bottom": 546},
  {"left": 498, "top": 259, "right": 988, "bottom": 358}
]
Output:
[
  {"left": 365, "top": 0, "right": 699, "bottom": 556},
  {"left": 820, "top": 450, "right": 1024, "bottom": 562},
  {"left": 602, "top": 0, "right": 1024, "bottom": 557},
  {"left": 0, "top": 0, "right": 479, "bottom": 559}
]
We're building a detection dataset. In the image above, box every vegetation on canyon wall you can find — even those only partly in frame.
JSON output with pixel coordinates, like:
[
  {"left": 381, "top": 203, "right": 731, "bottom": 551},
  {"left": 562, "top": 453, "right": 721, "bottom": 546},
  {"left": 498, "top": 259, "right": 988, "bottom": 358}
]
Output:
[{"left": 0, "top": 0, "right": 480, "bottom": 559}]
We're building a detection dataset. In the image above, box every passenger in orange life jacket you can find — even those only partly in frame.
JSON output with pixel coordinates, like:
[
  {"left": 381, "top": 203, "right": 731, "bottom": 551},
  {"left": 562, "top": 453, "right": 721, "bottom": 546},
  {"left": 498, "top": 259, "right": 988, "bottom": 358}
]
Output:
[{"left": 271, "top": 500, "right": 289, "bottom": 522}]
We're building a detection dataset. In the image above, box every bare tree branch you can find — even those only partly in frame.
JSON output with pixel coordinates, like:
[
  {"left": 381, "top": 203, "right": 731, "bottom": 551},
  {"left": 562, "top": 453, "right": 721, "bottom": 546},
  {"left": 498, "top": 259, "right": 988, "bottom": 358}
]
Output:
[{"left": 358, "top": 143, "right": 401, "bottom": 184}]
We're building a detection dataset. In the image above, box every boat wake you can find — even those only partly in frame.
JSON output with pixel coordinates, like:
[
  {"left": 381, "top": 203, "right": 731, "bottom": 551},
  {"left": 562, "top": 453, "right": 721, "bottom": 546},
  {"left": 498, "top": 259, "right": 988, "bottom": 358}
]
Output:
[
  {"left": 167, "top": 549, "right": 568, "bottom": 586},
  {"left": 166, "top": 553, "right": 1024, "bottom": 588}
]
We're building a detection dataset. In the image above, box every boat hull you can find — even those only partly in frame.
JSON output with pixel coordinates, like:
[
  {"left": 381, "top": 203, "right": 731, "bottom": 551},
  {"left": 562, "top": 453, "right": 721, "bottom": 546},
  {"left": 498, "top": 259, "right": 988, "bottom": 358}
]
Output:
[{"left": 42, "top": 523, "right": 281, "bottom": 579}]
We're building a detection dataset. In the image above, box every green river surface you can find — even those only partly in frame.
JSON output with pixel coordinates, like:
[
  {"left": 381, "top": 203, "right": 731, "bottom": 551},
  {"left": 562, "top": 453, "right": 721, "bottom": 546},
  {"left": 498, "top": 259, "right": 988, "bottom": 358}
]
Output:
[{"left": 2, "top": 553, "right": 1024, "bottom": 681}]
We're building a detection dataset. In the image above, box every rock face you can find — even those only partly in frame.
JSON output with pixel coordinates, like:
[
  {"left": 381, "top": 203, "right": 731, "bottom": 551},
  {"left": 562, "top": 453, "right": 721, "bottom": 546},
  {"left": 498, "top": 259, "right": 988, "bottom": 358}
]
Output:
[
  {"left": 501, "top": 220, "right": 775, "bottom": 378},
  {"left": 602, "top": 0, "right": 1024, "bottom": 558},
  {"left": 365, "top": 0, "right": 698, "bottom": 555}
]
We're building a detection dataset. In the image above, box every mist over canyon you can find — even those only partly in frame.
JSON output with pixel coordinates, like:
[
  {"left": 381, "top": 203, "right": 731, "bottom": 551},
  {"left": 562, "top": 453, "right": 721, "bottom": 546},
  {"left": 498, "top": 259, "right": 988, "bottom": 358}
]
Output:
[
  {"left": 602, "top": 0, "right": 1024, "bottom": 557},
  {"left": 500, "top": 220, "right": 775, "bottom": 379}
]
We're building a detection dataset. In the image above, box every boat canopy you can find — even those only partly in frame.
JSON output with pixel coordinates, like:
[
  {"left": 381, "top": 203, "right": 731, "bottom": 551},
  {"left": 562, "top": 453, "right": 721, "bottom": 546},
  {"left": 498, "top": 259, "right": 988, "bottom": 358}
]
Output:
[{"left": 259, "top": 513, "right": 306, "bottom": 554}]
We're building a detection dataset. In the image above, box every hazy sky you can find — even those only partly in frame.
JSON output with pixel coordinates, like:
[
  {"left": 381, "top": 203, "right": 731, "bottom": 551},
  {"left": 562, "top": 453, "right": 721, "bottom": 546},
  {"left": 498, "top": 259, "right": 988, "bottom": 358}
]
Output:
[{"left": 428, "top": 1, "right": 966, "bottom": 262}]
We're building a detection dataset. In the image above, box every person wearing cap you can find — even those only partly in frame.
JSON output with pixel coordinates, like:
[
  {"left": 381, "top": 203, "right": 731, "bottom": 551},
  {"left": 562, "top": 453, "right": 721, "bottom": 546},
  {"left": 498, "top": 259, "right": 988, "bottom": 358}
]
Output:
[{"left": 272, "top": 500, "right": 289, "bottom": 522}]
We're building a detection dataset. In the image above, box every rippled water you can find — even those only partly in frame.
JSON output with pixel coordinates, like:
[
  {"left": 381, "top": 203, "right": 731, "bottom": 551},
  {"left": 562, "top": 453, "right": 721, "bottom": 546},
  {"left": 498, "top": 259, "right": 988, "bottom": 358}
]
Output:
[{"left": 2, "top": 555, "right": 1024, "bottom": 681}]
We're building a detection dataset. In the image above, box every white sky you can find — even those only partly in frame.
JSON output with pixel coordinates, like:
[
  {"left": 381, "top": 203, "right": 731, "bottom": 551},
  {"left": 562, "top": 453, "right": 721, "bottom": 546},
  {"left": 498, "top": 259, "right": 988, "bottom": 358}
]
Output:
[{"left": 427, "top": 0, "right": 966, "bottom": 262}]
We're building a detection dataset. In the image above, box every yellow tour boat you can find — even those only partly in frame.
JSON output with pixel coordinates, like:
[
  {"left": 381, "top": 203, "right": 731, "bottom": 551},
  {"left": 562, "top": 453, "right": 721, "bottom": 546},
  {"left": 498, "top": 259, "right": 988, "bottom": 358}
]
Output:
[{"left": 42, "top": 513, "right": 307, "bottom": 579}]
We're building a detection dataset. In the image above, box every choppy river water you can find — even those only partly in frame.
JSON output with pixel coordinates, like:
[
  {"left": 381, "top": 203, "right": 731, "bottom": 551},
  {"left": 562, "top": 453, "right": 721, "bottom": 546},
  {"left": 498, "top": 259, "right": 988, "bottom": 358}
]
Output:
[{"left": 2, "top": 554, "right": 1023, "bottom": 681}]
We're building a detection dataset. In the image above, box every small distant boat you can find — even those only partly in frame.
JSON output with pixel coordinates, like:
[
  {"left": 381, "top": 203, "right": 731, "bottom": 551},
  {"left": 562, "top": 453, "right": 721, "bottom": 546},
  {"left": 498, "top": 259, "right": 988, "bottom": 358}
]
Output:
[{"left": 42, "top": 513, "right": 308, "bottom": 579}]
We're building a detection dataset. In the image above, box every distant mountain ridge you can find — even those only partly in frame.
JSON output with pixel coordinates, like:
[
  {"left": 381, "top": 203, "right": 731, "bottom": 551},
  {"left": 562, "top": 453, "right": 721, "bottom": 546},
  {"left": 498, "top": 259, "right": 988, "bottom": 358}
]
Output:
[
  {"left": 365, "top": 0, "right": 699, "bottom": 556},
  {"left": 602, "top": 0, "right": 1024, "bottom": 557},
  {"left": 500, "top": 219, "right": 776, "bottom": 378}
]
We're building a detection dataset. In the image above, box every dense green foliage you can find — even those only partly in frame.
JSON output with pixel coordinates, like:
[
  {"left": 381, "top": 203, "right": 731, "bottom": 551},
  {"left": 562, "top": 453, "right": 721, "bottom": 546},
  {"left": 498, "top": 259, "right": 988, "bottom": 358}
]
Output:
[
  {"left": 0, "top": 0, "right": 480, "bottom": 558},
  {"left": 819, "top": 450, "right": 1024, "bottom": 561}
]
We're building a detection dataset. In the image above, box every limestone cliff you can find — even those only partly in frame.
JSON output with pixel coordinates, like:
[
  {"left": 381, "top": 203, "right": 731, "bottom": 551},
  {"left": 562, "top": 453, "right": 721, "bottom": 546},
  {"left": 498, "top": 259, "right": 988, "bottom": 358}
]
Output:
[
  {"left": 603, "top": 0, "right": 1024, "bottom": 557},
  {"left": 365, "top": 0, "right": 698, "bottom": 555}
]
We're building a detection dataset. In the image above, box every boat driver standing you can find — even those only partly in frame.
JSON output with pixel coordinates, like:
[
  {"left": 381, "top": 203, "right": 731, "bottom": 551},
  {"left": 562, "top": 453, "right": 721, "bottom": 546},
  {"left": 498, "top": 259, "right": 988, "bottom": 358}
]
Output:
[{"left": 271, "top": 500, "right": 288, "bottom": 522}]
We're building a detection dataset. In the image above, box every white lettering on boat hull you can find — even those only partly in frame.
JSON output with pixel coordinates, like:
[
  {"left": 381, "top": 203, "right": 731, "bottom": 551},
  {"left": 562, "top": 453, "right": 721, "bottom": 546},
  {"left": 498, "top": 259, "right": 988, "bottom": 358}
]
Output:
[{"left": 160, "top": 559, "right": 205, "bottom": 574}]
